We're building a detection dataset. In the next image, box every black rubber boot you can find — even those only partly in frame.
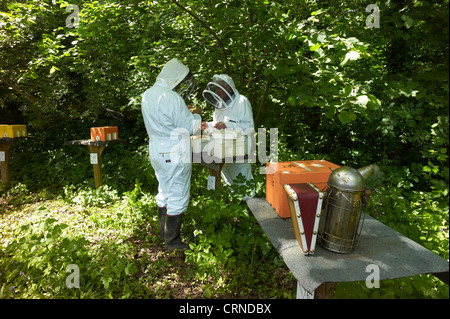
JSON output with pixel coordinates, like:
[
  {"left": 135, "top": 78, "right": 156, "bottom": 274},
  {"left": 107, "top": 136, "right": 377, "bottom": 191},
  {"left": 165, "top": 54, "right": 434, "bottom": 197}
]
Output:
[
  {"left": 158, "top": 207, "right": 167, "bottom": 243},
  {"left": 164, "top": 214, "right": 190, "bottom": 252}
]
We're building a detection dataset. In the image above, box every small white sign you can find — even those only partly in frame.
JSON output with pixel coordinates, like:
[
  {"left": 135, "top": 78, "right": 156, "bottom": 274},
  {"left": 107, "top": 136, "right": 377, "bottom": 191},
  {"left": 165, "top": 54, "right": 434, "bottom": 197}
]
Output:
[
  {"left": 207, "top": 176, "right": 216, "bottom": 190},
  {"left": 0, "top": 151, "right": 5, "bottom": 162},
  {"left": 90, "top": 153, "right": 98, "bottom": 165}
]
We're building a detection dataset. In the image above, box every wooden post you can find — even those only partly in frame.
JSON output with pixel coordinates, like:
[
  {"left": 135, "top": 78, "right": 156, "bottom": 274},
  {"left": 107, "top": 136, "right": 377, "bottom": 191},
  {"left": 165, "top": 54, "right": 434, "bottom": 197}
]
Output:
[
  {"left": 88, "top": 145, "right": 105, "bottom": 189},
  {"left": 64, "top": 139, "right": 126, "bottom": 189},
  {"left": 314, "top": 282, "right": 337, "bottom": 299},
  {"left": 208, "top": 163, "right": 224, "bottom": 190},
  {"left": 0, "top": 143, "right": 11, "bottom": 186}
]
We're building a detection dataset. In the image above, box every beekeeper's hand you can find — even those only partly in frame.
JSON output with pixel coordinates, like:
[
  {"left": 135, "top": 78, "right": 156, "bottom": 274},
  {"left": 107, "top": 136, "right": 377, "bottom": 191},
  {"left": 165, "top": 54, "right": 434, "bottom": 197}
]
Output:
[
  {"left": 200, "top": 122, "right": 208, "bottom": 130},
  {"left": 214, "top": 122, "right": 227, "bottom": 130}
]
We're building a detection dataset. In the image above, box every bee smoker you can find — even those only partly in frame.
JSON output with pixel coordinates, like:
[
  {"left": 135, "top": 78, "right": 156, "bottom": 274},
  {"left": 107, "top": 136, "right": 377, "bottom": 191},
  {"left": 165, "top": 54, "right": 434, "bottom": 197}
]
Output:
[{"left": 318, "top": 165, "right": 376, "bottom": 253}]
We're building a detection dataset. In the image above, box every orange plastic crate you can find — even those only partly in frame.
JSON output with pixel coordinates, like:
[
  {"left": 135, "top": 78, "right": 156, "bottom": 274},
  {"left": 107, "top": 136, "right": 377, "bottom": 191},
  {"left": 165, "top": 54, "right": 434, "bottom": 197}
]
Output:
[
  {"left": 90, "top": 127, "right": 119, "bottom": 141},
  {"left": 266, "top": 160, "right": 340, "bottom": 218}
]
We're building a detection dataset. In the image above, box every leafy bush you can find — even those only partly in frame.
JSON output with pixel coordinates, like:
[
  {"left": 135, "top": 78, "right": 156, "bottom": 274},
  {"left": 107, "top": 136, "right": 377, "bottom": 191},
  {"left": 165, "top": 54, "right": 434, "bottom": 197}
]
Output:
[
  {"left": 1, "top": 0, "right": 448, "bottom": 299},
  {"left": 0, "top": 186, "right": 152, "bottom": 298}
]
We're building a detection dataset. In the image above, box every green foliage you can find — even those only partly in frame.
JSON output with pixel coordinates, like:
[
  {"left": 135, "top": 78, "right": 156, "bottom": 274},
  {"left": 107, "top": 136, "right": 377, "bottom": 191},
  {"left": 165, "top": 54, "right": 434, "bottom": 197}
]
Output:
[
  {"left": 62, "top": 184, "right": 120, "bottom": 207},
  {"left": 1, "top": 183, "right": 294, "bottom": 298},
  {"left": 1, "top": 206, "right": 93, "bottom": 298},
  {"left": 334, "top": 185, "right": 449, "bottom": 299},
  {"left": 369, "top": 186, "right": 449, "bottom": 260},
  {"left": 185, "top": 194, "right": 272, "bottom": 273},
  {"left": 334, "top": 274, "right": 449, "bottom": 299},
  {"left": 1, "top": 184, "right": 155, "bottom": 298}
]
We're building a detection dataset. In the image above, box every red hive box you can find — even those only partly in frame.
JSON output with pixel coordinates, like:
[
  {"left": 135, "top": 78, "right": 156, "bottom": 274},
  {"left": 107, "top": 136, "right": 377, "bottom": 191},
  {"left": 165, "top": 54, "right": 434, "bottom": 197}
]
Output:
[
  {"left": 90, "top": 127, "right": 119, "bottom": 142},
  {"left": 266, "top": 160, "right": 340, "bottom": 218}
]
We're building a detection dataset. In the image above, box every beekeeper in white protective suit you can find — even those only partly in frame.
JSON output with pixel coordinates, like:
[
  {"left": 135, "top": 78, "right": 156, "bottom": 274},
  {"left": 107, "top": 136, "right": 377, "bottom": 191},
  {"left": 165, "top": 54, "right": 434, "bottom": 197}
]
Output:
[
  {"left": 142, "top": 58, "right": 202, "bottom": 252},
  {"left": 201, "top": 74, "right": 255, "bottom": 199}
]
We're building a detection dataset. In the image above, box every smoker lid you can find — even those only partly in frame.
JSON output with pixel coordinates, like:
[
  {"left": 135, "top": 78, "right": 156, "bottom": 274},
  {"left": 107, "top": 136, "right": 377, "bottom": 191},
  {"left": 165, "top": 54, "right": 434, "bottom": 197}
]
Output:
[{"left": 327, "top": 166, "right": 366, "bottom": 191}]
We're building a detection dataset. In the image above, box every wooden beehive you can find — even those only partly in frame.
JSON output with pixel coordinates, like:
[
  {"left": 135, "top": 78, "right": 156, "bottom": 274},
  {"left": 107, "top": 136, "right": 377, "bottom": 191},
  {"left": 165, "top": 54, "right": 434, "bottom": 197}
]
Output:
[
  {"left": 90, "top": 127, "right": 119, "bottom": 142},
  {"left": 0, "top": 125, "right": 27, "bottom": 138}
]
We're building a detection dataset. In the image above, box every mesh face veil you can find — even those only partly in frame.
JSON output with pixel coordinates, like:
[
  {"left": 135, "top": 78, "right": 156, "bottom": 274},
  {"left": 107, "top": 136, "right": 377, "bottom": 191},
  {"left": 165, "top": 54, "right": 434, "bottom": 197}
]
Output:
[
  {"left": 174, "top": 73, "right": 196, "bottom": 100},
  {"left": 202, "top": 76, "right": 236, "bottom": 109}
]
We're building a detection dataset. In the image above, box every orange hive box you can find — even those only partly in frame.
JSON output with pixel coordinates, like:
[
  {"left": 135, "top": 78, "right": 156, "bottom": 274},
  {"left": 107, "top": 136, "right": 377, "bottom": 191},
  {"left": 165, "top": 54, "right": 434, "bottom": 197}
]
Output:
[
  {"left": 90, "top": 127, "right": 119, "bottom": 141},
  {"left": 266, "top": 160, "right": 340, "bottom": 218},
  {"left": 0, "top": 125, "right": 27, "bottom": 138}
]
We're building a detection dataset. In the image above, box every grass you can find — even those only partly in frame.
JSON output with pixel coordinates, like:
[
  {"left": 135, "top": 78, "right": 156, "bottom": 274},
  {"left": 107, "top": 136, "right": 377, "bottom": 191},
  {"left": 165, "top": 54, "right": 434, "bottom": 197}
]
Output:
[
  {"left": 0, "top": 182, "right": 295, "bottom": 299},
  {"left": 1, "top": 179, "right": 448, "bottom": 299}
]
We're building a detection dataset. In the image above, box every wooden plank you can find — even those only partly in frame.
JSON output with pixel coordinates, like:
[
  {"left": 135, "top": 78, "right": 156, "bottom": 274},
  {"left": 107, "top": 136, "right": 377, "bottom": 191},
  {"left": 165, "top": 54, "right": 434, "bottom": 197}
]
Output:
[
  {"left": 0, "top": 143, "right": 11, "bottom": 186},
  {"left": 88, "top": 145, "right": 105, "bottom": 189},
  {"left": 63, "top": 139, "right": 126, "bottom": 147}
]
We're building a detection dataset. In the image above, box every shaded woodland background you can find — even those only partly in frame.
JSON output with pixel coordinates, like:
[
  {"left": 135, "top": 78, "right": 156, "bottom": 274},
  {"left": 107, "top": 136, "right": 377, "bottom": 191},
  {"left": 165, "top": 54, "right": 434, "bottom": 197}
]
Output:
[{"left": 1, "top": 0, "right": 448, "bottom": 299}]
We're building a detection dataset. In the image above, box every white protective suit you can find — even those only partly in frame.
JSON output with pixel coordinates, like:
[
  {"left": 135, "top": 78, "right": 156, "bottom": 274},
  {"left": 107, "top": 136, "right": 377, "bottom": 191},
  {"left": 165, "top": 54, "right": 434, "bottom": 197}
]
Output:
[
  {"left": 203, "top": 74, "right": 255, "bottom": 197},
  {"left": 142, "top": 59, "right": 201, "bottom": 216}
]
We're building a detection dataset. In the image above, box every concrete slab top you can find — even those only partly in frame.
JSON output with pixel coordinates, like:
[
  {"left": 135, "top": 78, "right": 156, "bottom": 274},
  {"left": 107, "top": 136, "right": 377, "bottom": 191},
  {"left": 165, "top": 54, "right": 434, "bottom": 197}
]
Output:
[{"left": 247, "top": 198, "right": 449, "bottom": 293}]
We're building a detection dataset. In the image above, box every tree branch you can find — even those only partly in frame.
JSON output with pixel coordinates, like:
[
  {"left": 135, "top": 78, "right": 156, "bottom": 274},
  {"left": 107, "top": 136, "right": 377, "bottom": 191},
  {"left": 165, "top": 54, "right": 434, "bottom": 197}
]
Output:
[
  {"left": 254, "top": 74, "right": 271, "bottom": 126},
  {"left": 247, "top": 5, "right": 256, "bottom": 106},
  {"left": 171, "top": 0, "right": 230, "bottom": 74},
  {"left": 0, "top": 76, "right": 39, "bottom": 105}
]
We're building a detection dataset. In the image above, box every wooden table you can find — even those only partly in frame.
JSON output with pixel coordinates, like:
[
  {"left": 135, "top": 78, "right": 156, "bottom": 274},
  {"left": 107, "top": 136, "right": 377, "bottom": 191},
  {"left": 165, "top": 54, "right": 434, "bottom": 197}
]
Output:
[
  {"left": 193, "top": 151, "right": 248, "bottom": 190},
  {"left": 64, "top": 139, "right": 126, "bottom": 189}
]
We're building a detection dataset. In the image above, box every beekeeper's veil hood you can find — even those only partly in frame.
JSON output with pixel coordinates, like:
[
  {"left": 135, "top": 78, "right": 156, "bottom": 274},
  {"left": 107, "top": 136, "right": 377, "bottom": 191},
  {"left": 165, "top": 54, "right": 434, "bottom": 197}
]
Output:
[
  {"left": 156, "top": 58, "right": 196, "bottom": 100},
  {"left": 202, "top": 74, "right": 238, "bottom": 110}
]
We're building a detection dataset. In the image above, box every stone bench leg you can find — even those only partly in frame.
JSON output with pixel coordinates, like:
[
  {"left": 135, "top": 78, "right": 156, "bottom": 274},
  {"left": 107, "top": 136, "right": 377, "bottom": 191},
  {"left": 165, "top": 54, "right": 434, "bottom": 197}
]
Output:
[
  {"left": 297, "top": 282, "right": 337, "bottom": 299},
  {"left": 296, "top": 282, "right": 314, "bottom": 299}
]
